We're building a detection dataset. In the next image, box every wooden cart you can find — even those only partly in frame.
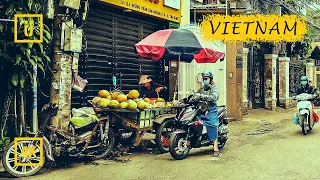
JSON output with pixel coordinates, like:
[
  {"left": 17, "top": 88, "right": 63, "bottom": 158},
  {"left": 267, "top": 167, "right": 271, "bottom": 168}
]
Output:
[{"left": 94, "top": 107, "right": 180, "bottom": 146}]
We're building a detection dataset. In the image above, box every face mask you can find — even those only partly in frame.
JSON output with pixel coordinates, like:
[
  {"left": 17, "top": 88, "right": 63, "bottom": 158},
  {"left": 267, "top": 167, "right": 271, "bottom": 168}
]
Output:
[{"left": 203, "top": 79, "right": 210, "bottom": 86}]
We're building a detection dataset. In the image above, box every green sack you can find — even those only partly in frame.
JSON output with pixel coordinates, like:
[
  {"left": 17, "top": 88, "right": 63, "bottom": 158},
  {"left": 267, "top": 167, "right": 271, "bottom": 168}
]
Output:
[{"left": 70, "top": 116, "right": 94, "bottom": 127}]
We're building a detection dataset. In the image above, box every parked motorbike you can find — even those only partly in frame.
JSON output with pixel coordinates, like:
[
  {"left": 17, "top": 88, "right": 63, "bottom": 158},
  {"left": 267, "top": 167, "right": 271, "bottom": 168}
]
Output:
[
  {"left": 2, "top": 103, "right": 114, "bottom": 177},
  {"left": 168, "top": 94, "right": 229, "bottom": 160},
  {"left": 294, "top": 93, "right": 317, "bottom": 135}
]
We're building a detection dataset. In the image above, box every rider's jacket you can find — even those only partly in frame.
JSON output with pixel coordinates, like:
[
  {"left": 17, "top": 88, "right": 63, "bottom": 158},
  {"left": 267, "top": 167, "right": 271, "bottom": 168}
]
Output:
[
  {"left": 296, "top": 84, "right": 315, "bottom": 95},
  {"left": 197, "top": 84, "right": 219, "bottom": 104}
]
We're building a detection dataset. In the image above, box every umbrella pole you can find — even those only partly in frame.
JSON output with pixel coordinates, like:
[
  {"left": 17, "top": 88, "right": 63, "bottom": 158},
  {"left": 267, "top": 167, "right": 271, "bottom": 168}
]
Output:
[{"left": 174, "top": 54, "right": 180, "bottom": 101}]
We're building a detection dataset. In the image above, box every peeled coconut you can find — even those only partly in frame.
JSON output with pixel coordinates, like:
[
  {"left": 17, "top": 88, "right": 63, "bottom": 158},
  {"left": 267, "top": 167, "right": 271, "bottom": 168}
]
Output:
[
  {"left": 144, "top": 98, "right": 151, "bottom": 103},
  {"left": 110, "top": 100, "right": 120, "bottom": 108},
  {"left": 127, "top": 100, "right": 138, "bottom": 110},
  {"left": 111, "top": 92, "right": 121, "bottom": 100},
  {"left": 98, "top": 98, "right": 111, "bottom": 108},
  {"left": 98, "top": 90, "right": 110, "bottom": 98},
  {"left": 128, "top": 90, "right": 140, "bottom": 99},
  {"left": 116, "top": 94, "right": 128, "bottom": 103},
  {"left": 137, "top": 100, "right": 147, "bottom": 110},
  {"left": 92, "top": 97, "right": 101, "bottom": 105},
  {"left": 157, "top": 98, "right": 165, "bottom": 102},
  {"left": 120, "top": 102, "right": 129, "bottom": 109}
]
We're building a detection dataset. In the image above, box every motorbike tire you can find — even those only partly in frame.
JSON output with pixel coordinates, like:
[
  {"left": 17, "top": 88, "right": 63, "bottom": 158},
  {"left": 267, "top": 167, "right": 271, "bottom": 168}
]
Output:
[
  {"left": 301, "top": 115, "right": 308, "bottom": 135},
  {"left": 3, "top": 141, "right": 44, "bottom": 177},
  {"left": 169, "top": 133, "right": 190, "bottom": 160},
  {"left": 90, "top": 128, "right": 115, "bottom": 161},
  {"left": 308, "top": 116, "right": 313, "bottom": 131},
  {"left": 115, "top": 131, "right": 137, "bottom": 148},
  {"left": 155, "top": 119, "right": 176, "bottom": 153},
  {"left": 218, "top": 136, "right": 228, "bottom": 150}
]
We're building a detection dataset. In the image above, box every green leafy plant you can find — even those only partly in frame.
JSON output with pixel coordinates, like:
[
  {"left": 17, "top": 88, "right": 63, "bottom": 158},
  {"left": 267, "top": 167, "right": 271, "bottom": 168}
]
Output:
[
  {"left": 0, "top": 0, "right": 52, "bottom": 93},
  {"left": 0, "top": 0, "right": 52, "bottom": 139}
]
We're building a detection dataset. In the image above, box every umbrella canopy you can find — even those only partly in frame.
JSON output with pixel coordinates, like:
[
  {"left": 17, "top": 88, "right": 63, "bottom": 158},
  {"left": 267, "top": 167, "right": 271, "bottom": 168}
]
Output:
[{"left": 135, "top": 28, "right": 225, "bottom": 63}]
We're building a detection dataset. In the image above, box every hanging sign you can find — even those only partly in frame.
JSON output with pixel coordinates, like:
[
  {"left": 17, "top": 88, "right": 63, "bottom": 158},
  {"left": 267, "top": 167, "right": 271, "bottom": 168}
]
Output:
[{"left": 100, "top": 0, "right": 181, "bottom": 23}]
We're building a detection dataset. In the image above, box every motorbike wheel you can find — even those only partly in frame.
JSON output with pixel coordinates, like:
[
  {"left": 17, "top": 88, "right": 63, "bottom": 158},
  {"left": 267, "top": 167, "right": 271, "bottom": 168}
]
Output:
[
  {"left": 308, "top": 116, "right": 313, "bottom": 131},
  {"left": 218, "top": 136, "right": 228, "bottom": 150},
  {"left": 155, "top": 119, "right": 176, "bottom": 153},
  {"left": 3, "top": 140, "right": 44, "bottom": 177},
  {"left": 169, "top": 133, "right": 191, "bottom": 160},
  {"left": 119, "top": 132, "right": 136, "bottom": 147},
  {"left": 301, "top": 115, "right": 308, "bottom": 135},
  {"left": 90, "top": 128, "right": 115, "bottom": 161}
]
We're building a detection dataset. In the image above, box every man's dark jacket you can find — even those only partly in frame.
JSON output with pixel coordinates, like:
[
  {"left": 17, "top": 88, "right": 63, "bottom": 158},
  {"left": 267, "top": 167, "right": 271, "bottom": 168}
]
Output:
[{"left": 140, "top": 82, "right": 167, "bottom": 98}]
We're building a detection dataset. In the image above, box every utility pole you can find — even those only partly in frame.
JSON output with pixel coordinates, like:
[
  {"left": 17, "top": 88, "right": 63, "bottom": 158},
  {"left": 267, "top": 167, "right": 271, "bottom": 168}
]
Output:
[{"left": 50, "top": 6, "right": 73, "bottom": 130}]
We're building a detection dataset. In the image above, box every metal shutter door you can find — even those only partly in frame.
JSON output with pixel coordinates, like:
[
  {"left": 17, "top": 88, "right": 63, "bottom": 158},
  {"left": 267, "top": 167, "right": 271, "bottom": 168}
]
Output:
[
  {"left": 72, "top": 3, "right": 164, "bottom": 107},
  {"left": 72, "top": 7, "right": 113, "bottom": 107}
]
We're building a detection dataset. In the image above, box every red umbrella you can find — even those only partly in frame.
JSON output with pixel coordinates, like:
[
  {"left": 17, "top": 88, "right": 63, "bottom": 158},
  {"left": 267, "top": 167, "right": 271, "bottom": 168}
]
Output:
[{"left": 135, "top": 28, "right": 225, "bottom": 63}]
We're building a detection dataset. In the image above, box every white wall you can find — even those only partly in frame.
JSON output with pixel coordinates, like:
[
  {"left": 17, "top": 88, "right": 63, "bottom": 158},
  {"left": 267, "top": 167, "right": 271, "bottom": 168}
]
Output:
[
  {"left": 177, "top": 0, "right": 226, "bottom": 105},
  {"left": 178, "top": 45, "right": 227, "bottom": 106}
]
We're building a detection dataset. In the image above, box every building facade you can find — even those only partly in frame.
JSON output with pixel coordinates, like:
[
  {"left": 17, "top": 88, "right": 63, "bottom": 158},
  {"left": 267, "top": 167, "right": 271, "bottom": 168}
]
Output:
[{"left": 71, "top": 0, "right": 182, "bottom": 107}]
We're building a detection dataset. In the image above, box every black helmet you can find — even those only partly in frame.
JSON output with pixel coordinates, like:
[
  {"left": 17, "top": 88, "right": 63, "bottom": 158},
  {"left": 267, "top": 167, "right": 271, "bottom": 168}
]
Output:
[{"left": 300, "top": 76, "right": 308, "bottom": 86}]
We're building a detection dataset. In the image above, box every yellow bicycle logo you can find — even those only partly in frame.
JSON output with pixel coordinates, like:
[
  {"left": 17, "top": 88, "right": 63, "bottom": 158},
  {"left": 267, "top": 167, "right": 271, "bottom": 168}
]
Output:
[
  {"left": 14, "top": 14, "right": 43, "bottom": 43},
  {"left": 14, "top": 138, "right": 43, "bottom": 167}
]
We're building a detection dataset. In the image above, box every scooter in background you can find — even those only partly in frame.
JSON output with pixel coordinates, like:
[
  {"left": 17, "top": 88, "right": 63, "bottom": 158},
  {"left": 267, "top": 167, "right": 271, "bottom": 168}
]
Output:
[{"left": 293, "top": 93, "right": 318, "bottom": 135}]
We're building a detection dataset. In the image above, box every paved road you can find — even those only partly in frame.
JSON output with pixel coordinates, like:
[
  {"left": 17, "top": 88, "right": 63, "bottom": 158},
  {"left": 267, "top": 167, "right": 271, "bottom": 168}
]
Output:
[{"left": 1, "top": 108, "right": 320, "bottom": 180}]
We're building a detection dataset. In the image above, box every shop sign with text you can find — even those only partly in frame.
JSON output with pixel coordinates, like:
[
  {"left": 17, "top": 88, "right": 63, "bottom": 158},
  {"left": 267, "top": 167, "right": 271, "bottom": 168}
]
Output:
[{"left": 100, "top": 0, "right": 181, "bottom": 22}]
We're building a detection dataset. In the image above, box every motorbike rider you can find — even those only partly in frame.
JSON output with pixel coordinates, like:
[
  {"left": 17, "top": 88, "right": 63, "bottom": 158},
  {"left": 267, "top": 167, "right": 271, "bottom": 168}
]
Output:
[
  {"left": 192, "top": 70, "right": 220, "bottom": 157},
  {"left": 297, "top": 76, "right": 315, "bottom": 94},
  {"left": 296, "top": 76, "right": 319, "bottom": 123}
]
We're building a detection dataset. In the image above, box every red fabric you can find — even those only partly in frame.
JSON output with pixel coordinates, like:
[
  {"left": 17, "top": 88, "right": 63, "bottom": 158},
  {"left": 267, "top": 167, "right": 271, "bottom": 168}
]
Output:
[
  {"left": 313, "top": 109, "right": 319, "bottom": 122},
  {"left": 194, "top": 48, "right": 225, "bottom": 63},
  {"left": 135, "top": 29, "right": 173, "bottom": 61}
]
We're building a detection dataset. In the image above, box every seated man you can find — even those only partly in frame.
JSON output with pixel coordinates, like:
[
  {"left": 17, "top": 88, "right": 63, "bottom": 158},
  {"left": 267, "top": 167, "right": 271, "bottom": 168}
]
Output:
[
  {"left": 139, "top": 75, "right": 167, "bottom": 99},
  {"left": 296, "top": 76, "right": 319, "bottom": 123}
]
